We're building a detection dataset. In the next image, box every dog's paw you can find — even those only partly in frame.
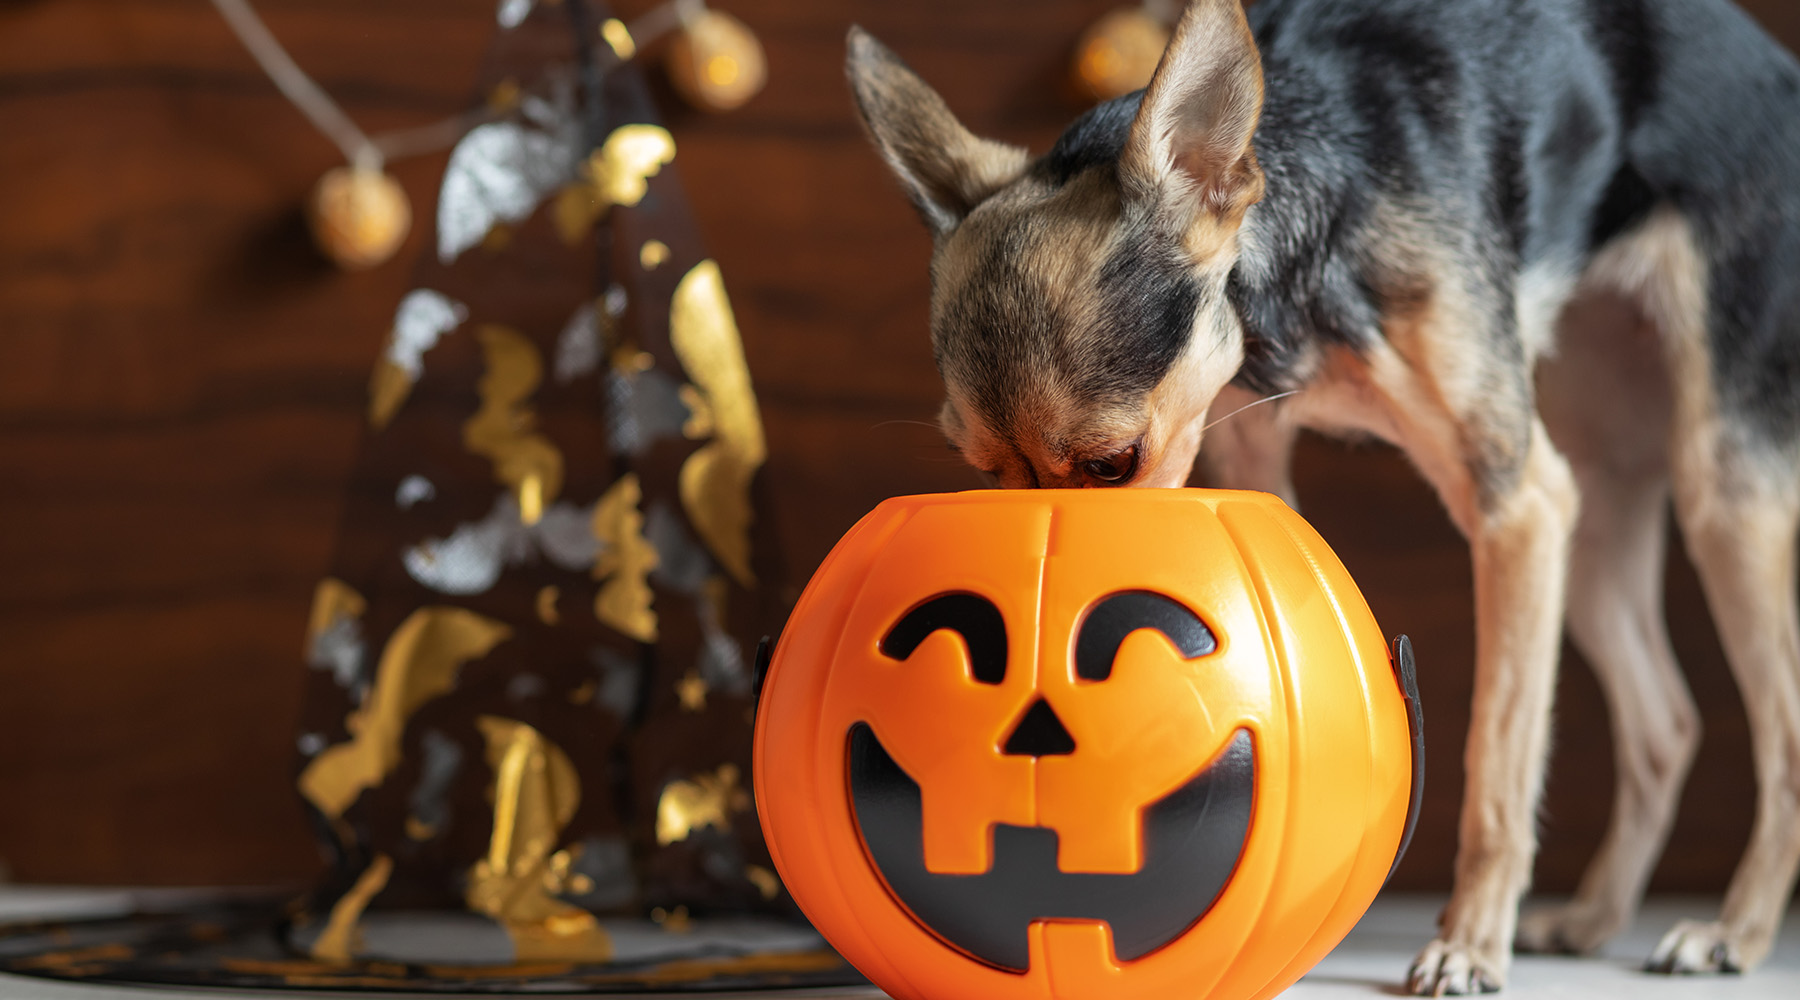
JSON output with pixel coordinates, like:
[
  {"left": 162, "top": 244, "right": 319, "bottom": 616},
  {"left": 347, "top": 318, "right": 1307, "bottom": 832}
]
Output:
[
  {"left": 1408, "top": 940, "right": 1505, "bottom": 995},
  {"left": 1513, "top": 901, "right": 1622, "bottom": 955},
  {"left": 1646, "top": 920, "right": 1745, "bottom": 975}
]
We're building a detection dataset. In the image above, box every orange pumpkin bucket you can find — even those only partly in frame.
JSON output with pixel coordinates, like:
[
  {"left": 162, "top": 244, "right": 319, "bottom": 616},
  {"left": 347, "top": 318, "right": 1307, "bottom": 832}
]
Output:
[{"left": 754, "top": 489, "right": 1421, "bottom": 1000}]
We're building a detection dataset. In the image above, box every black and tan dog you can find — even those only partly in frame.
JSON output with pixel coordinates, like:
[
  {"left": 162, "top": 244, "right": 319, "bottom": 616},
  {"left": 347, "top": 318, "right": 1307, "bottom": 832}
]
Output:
[{"left": 845, "top": 0, "right": 1800, "bottom": 992}]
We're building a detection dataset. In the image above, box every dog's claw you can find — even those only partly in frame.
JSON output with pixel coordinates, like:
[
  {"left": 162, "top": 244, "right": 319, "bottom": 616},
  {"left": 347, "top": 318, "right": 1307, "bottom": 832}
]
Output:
[
  {"left": 1646, "top": 920, "right": 1745, "bottom": 975},
  {"left": 1409, "top": 940, "right": 1504, "bottom": 995}
]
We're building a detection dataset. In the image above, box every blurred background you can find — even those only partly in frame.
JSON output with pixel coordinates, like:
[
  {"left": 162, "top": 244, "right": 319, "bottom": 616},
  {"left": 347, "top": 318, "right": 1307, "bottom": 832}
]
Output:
[{"left": 0, "top": 0, "right": 1796, "bottom": 897}]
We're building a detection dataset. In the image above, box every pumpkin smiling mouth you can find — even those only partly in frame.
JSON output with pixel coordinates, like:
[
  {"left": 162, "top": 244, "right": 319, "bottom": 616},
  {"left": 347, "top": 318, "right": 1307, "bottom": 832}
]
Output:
[{"left": 847, "top": 723, "right": 1255, "bottom": 973}]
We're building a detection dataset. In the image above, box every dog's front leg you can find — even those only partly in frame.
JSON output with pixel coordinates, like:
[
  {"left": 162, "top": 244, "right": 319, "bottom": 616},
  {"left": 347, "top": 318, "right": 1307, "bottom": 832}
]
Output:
[{"left": 1407, "top": 419, "right": 1580, "bottom": 994}]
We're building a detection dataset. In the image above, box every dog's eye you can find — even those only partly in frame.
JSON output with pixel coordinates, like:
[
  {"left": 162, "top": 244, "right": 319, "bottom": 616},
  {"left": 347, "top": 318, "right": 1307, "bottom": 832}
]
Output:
[{"left": 1081, "top": 445, "right": 1138, "bottom": 484}]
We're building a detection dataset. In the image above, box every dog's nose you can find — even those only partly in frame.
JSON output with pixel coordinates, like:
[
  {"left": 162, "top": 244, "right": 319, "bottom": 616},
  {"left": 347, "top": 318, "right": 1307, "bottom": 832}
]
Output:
[{"left": 1001, "top": 697, "right": 1075, "bottom": 756}]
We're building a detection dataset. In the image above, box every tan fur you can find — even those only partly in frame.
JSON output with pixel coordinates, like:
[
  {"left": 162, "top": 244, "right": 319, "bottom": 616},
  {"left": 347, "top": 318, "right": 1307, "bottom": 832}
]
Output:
[
  {"left": 1284, "top": 243, "right": 1511, "bottom": 530},
  {"left": 937, "top": 171, "right": 1121, "bottom": 346},
  {"left": 1357, "top": 198, "right": 1531, "bottom": 510},
  {"left": 1135, "top": 294, "right": 1248, "bottom": 487},
  {"left": 1182, "top": 208, "right": 1257, "bottom": 268}
]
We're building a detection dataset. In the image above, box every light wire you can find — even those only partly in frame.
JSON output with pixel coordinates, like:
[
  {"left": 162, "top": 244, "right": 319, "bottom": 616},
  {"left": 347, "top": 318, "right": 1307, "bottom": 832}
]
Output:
[
  {"left": 207, "top": 0, "right": 705, "bottom": 171},
  {"left": 209, "top": 0, "right": 382, "bottom": 170}
]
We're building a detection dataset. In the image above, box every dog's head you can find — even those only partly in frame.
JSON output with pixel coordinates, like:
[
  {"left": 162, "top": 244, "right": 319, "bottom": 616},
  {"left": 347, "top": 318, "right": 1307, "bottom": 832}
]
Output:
[{"left": 848, "top": 0, "right": 1265, "bottom": 488}]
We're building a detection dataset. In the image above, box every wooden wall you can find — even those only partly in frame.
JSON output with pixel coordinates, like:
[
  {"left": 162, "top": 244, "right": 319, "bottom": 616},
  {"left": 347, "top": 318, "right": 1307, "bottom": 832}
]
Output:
[{"left": 0, "top": 0, "right": 1795, "bottom": 896}]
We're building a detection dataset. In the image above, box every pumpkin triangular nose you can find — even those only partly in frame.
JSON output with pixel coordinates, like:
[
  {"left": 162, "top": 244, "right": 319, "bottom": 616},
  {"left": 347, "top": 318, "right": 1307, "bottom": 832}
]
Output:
[{"left": 1002, "top": 698, "right": 1075, "bottom": 757}]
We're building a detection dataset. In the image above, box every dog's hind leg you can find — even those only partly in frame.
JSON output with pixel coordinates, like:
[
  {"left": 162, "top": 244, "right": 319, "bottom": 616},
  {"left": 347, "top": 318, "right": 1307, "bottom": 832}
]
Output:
[
  {"left": 1651, "top": 445, "right": 1800, "bottom": 973},
  {"left": 1651, "top": 372, "right": 1800, "bottom": 971},
  {"left": 1517, "top": 292, "right": 1702, "bottom": 956}
]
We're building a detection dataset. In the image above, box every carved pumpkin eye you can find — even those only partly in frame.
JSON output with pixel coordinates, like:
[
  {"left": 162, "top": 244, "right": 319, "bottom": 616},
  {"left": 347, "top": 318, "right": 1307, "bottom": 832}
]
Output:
[
  {"left": 880, "top": 593, "right": 1008, "bottom": 685},
  {"left": 1075, "top": 591, "right": 1217, "bottom": 681},
  {"left": 1081, "top": 444, "right": 1139, "bottom": 484}
]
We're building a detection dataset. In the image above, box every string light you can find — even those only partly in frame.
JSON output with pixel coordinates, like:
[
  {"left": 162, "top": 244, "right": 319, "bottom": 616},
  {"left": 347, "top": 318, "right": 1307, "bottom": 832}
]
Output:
[
  {"left": 208, "top": 0, "right": 765, "bottom": 269},
  {"left": 1072, "top": 0, "right": 1177, "bottom": 103},
  {"left": 666, "top": 4, "right": 768, "bottom": 113}
]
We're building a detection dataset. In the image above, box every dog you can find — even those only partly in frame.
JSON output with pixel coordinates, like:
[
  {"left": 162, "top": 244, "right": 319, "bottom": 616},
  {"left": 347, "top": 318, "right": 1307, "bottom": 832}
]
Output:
[{"left": 844, "top": 0, "right": 1800, "bottom": 992}]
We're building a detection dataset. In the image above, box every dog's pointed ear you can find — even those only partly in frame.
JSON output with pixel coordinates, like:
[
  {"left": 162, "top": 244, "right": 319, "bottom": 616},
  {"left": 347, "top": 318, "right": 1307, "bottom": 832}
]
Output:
[
  {"left": 1121, "top": 0, "right": 1265, "bottom": 221},
  {"left": 846, "top": 26, "right": 1029, "bottom": 235}
]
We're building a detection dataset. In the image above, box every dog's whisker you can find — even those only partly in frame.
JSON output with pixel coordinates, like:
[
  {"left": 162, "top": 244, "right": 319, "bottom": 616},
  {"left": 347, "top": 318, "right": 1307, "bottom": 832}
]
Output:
[
  {"left": 869, "top": 419, "right": 944, "bottom": 432},
  {"left": 1200, "top": 390, "right": 1300, "bottom": 434}
]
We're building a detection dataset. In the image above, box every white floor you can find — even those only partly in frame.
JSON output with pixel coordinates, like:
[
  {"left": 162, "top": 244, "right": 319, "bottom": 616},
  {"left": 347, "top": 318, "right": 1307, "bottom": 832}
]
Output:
[
  {"left": 0, "top": 891, "right": 1795, "bottom": 998},
  {"left": 1286, "top": 896, "right": 1800, "bottom": 999}
]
